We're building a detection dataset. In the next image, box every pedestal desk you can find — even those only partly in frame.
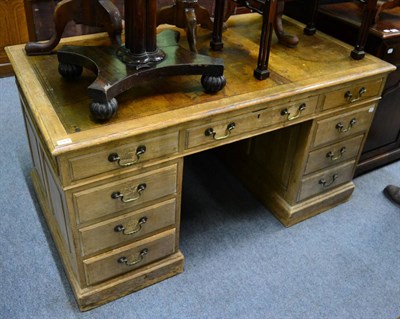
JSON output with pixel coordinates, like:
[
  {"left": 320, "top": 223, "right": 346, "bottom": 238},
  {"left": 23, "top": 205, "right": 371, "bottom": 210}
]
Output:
[{"left": 6, "top": 13, "right": 394, "bottom": 311}]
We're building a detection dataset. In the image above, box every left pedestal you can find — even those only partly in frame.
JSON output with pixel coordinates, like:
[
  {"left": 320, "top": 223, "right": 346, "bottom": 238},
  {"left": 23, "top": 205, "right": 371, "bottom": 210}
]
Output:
[{"left": 21, "top": 93, "right": 186, "bottom": 310}]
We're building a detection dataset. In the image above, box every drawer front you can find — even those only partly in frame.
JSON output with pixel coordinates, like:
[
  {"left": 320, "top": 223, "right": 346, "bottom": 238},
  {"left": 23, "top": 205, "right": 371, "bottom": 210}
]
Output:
[
  {"left": 185, "top": 113, "right": 259, "bottom": 149},
  {"left": 304, "top": 134, "right": 364, "bottom": 175},
  {"left": 73, "top": 164, "right": 178, "bottom": 224},
  {"left": 79, "top": 199, "right": 176, "bottom": 256},
  {"left": 67, "top": 132, "right": 179, "bottom": 181},
  {"left": 313, "top": 105, "right": 376, "bottom": 148},
  {"left": 323, "top": 78, "right": 383, "bottom": 111},
  {"left": 298, "top": 160, "right": 355, "bottom": 202},
  {"left": 186, "top": 96, "right": 318, "bottom": 149},
  {"left": 254, "top": 96, "right": 318, "bottom": 127},
  {"left": 83, "top": 229, "right": 176, "bottom": 286}
]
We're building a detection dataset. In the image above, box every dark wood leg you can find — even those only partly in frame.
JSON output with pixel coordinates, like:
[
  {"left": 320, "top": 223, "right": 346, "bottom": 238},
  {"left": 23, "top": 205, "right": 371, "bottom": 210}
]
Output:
[
  {"left": 185, "top": 8, "right": 198, "bottom": 53},
  {"left": 211, "top": 0, "right": 225, "bottom": 51},
  {"left": 274, "top": 0, "right": 298, "bottom": 48},
  {"left": 157, "top": 0, "right": 214, "bottom": 52},
  {"left": 254, "top": 0, "right": 277, "bottom": 80},
  {"left": 351, "top": 0, "right": 378, "bottom": 60},
  {"left": 304, "top": 0, "right": 320, "bottom": 35},
  {"left": 25, "top": 0, "right": 122, "bottom": 55}
]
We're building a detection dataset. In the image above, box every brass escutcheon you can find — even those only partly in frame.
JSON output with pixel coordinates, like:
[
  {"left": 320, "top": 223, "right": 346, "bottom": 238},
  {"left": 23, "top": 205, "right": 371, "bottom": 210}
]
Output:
[
  {"left": 114, "top": 216, "right": 148, "bottom": 235},
  {"left": 319, "top": 174, "right": 338, "bottom": 187},
  {"left": 336, "top": 118, "right": 356, "bottom": 133},
  {"left": 326, "top": 147, "right": 346, "bottom": 161},
  {"left": 344, "top": 87, "right": 366, "bottom": 103},
  {"left": 111, "top": 183, "right": 147, "bottom": 203},
  {"left": 204, "top": 122, "right": 236, "bottom": 140},
  {"left": 281, "top": 103, "right": 306, "bottom": 121},
  {"left": 118, "top": 248, "right": 148, "bottom": 266},
  {"left": 108, "top": 145, "right": 146, "bottom": 167}
]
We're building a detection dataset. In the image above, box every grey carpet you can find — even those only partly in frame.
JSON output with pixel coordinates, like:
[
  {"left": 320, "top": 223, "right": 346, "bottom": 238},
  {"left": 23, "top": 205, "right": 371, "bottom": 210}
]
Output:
[{"left": 1, "top": 75, "right": 399, "bottom": 319}]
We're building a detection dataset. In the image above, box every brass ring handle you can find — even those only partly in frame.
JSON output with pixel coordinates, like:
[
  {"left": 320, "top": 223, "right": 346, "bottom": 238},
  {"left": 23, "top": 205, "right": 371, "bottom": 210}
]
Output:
[
  {"left": 118, "top": 248, "right": 148, "bottom": 266},
  {"left": 281, "top": 103, "right": 306, "bottom": 121},
  {"left": 336, "top": 118, "right": 357, "bottom": 133},
  {"left": 114, "top": 216, "right": 148, "bottom": 235},
  {"left": 108, "top": 145, "right": 146, "bottom": 167},
  {"left": 111, "top": 183, "right": 147, "bottom": 203},
  {"left": 204, "top": 122, "right": 236, "bottom": 140},
  {"left": 326, "top": 147, "right": 346, "bottom": 161},
  {"left": 319, "top": 174, "right": 338, "bottom": 188},
  {"left": 344, "top": 87, "right": 366, "bottom": 103}
]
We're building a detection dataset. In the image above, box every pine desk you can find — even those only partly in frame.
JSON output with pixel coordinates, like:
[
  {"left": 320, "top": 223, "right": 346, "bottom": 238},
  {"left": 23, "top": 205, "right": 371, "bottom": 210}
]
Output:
[{"left": 6, "top": 13, "right": 394, "bottom": 311}]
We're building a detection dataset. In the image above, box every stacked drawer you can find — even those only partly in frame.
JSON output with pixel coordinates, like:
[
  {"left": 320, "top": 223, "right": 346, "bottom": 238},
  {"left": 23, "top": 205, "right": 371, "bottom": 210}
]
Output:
[
  {"left": 62, "top": 132, "right": 181, "bottom": 287},
  {"left": 297, "top": 80, "right": 381, "bottom": 202}
]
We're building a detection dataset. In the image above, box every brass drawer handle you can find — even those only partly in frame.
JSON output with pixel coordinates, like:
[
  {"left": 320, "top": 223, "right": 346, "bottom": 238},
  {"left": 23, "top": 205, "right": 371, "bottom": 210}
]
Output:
[
  {"left": 319, "top": 174, "right": 338, "bottom": 187},
  {"left": 326, "top": 147, "right": 346, "bottom": 161},
  {"left": 281, "top": 103, "right": 306, "bottom": 121},
  {"left": 114, "top": 217, "right": 148, "bottom": 235},
  {"left": 336, "top": 118, "right": 356, "bottom": 133},
  {"left": 111, "top": 183, "right": 147, "bottom": 203},
  {"left": 118, "top": 248, "right": 148, "bottom": 266},
  {"left": 108, "top": 145, "right": 146, "bottom": 167},
  {"left": 344, "top": 87, "right": 366, "bottom": 103},
  {"left": 204, "top": 122, "right": 236, "bottom": 140}
]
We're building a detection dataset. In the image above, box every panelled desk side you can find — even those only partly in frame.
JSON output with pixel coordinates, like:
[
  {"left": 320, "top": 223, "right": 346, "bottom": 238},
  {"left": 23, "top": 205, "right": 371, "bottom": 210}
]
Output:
[{"left": 6, "top": 14, "right": 395, "bottom": 311}]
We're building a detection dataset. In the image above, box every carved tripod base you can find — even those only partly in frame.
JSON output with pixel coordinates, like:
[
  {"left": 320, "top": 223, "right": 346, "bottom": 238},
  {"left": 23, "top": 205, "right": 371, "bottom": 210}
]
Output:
[{"left": 57, "top": 30, "right": 226, "bottom": 121}]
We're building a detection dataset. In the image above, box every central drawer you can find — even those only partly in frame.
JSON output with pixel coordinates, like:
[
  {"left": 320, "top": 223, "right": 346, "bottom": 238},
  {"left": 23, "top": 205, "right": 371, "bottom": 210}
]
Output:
[
  {"left": 186, "top": 96, "right": 318, "bottom": 149},
  {"left": 83, "top": 229, "right": 176, "bottom": 286},
  {"left": 72, "top": 164, "right": 178, "bottom": 224}
]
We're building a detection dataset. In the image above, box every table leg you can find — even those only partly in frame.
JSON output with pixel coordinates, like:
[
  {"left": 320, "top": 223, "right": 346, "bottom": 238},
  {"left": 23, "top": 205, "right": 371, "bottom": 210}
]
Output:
[
  {"left": 274, "top": 0, "right": 298, "bottom": 48},
  {"left": 304, "top": 0, "right": 320, "bottom": 35},
  {"left": 25, "top": 0, "right": 122, "bottom": 56},
  {"left": 157, "top": 0, "right": 214, "bottom": 52},
  {"left": 254, "top": 0, "right": 277, "bottom": 80},
  {"left": 351, "top": 0, "right": 378, "bottom": 60}
]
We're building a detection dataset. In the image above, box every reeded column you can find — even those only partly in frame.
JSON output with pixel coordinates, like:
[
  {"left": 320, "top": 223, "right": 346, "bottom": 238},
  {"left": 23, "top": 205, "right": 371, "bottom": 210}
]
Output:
[{"left": 118, "top": 0, "right": 165, "bottom": 66}]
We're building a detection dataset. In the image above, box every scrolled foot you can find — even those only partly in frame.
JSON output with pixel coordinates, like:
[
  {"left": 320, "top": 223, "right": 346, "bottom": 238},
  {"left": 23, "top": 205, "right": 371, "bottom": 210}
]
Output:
[
  {"left": 277, "top": 32, "right": 299, "bottom": 48},
  {"left": 90, "top": 98, "right": 118, "bottom": 122},
  {"left": 58, "top": 63, "right": 83, "bottom": 79},
  {"left": 201, "top": 75, "right": 226, "bottom": 93}
]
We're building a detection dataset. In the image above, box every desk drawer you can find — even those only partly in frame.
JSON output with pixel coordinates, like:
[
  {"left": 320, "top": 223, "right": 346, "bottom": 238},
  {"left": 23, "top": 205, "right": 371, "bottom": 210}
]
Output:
[
  {"left": 312, "top": 105, "right": 375, "bottom": 148},
  {"left": 186, "top": 96, "right": 318, "bottom": 149},
  {"left": 79, "top": 199, "right": 176, "bottom": 256},
  {"left": 73, "top": 164, "right": 178, "bottom": 224},
  {"left": 323, "top": 78, "right": 383, "bottom": 111},
  {"left": 83, "top": 229, "right": 176, "bottom": 286},
  {"left": 304, "top": 134, "right": 364, "bottom": 175},
  {"left": 66, "top": 132, "right": 179, "bottom": 182},
  {"left": 298, "top": 160, "right": 355, "bottom": 202}
]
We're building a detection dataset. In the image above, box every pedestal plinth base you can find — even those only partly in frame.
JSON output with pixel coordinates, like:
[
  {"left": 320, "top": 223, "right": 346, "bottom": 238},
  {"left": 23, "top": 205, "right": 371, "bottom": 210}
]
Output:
[{"left": 57, "top": 30, "right": 225, "bottom": 121}]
